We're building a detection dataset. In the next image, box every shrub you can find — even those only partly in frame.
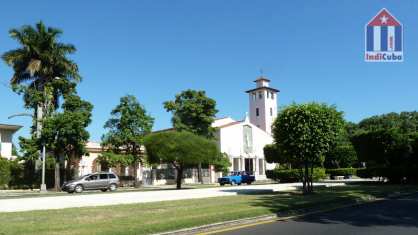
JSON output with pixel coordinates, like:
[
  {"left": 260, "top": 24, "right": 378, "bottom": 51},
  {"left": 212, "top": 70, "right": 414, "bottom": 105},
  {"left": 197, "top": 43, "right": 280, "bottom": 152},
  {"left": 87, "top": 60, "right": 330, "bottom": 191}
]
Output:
[
  {"left": 119, "top": 175, "right": 136, "bottom": 181},
  {"left": 325, "top": 168, "right": 358, "bottom": 177},
  {"left": 8, "top": 160, "right": 24, "bottom": 187},
  {"left": 0, "top": 158, "right": 11, "bottom": 188},
  {"left": 357, "top": 166, "right": 418, "bottom": 183},
  {"left": 266, "top": 168, "right": 326, "bottom": 183},
  {"left": 357, "top": 167, "right": 379, "bottom": 179}
]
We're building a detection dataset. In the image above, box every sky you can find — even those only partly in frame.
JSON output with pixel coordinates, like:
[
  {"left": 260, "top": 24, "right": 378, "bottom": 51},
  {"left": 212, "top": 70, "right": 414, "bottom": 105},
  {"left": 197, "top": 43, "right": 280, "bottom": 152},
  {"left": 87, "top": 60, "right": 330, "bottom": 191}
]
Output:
[{"left": 1, "top": 0, "right": 417, "bottom": 143}]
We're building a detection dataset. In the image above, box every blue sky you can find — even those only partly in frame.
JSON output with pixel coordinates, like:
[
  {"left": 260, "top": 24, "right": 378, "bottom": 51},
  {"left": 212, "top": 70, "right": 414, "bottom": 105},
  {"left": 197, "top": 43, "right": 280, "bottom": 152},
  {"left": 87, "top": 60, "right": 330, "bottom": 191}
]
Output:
[{"left": 1, "top": 0, "right": 417, "bottom": 143}]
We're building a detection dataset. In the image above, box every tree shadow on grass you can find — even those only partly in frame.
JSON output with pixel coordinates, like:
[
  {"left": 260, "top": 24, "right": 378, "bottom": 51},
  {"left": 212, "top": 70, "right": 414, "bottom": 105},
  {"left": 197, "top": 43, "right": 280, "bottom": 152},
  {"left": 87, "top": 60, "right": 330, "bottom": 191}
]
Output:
[
  {"left": 295, "top": 196, "right": 418, "bottom": 228},
  {"left": 219, "top": 188, "right": 276, "bottom": 195},
  {"left": 250, "top": 185, "right": 418, "bottom": 228}
]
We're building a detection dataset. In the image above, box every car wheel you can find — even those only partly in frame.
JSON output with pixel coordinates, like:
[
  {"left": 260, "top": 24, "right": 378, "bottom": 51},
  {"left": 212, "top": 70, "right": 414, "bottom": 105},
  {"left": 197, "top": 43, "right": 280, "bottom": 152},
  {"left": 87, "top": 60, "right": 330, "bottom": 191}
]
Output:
[
  {"left": 101, "top": 188, "right": 108, "bottom": 192},
  {"left": 74, "top": 184, "right": 83, "bottom": 193},
  {"left": 109, "top": 183, "right": 117, "bottom": 192},
  {"left": 220, "top": 183, "right": 224, "bottom": 186},
  {"left": 247, "top": 182, "right": 252, "bottom": 185},
  {"left": 237, "top": 183, "right": 242, "bottom": 186},
  {"left": 231, "top": 180, "right": 235, "bottom": 186}
]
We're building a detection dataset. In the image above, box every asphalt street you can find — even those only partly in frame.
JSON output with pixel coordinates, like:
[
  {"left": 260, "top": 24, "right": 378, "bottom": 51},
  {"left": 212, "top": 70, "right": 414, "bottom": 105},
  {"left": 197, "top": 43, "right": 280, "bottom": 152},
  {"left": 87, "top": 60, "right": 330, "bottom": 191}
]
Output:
[{"left": 219, "top": 193, "right": 418, "bottom": 235}]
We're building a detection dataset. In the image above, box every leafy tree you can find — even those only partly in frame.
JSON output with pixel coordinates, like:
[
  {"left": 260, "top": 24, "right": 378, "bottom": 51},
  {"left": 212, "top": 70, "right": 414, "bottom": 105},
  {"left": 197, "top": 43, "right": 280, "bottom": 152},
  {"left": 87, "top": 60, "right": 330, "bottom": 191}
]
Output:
[
  {"left": 351, "top": 112, "right": 418, "bottom": 169},
  {"left": 17, "top": 136, "right": 41, "bottom": 188},
  {"left": 144, "top": 131, "right": 219, "bottom": 189},
  {"left": 164, "top": 89, "right": 218, "bottom": 182},
  {"left": 351, "top": 128, "right": 411, "bottom": 168},
  {"left": 41, "top": 94, "right": 93, "bottom": 190},
  {"left": 212, "top": 153, "right": 231, "bottom": 175},
  {"left": 102, "top": 95, "right": 154, "bottom": 186},
  {"left": 357, "top": 112, "right": 418, "bottom": 134},
  {"left": 350, "top": 111, "right": 418, "bottom": 183},
  {"left": 324, "top": 127, "right": 358, "bottom": 169},
  {"left": 264, "top": 144, "right": 280, "bottom": 164},
  {"left": 270, "top": 103, "right": 344, "bottom": 194},
  {"left": 164, "top": 90, "right": 218, "bottom": 138},
  {"left": 3, "top": 22, "right": 82, "bottom": 188}
]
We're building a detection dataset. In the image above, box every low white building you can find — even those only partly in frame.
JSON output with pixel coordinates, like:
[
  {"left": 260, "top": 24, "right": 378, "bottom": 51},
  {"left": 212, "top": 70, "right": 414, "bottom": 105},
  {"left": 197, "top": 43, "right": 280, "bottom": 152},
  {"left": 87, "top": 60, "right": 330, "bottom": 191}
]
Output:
[
  {"left": 0, "top": 124, "right": 22, "bottom": 160},
  {"left": 78, "top": 76, "right": 279, "bottom": 184}
]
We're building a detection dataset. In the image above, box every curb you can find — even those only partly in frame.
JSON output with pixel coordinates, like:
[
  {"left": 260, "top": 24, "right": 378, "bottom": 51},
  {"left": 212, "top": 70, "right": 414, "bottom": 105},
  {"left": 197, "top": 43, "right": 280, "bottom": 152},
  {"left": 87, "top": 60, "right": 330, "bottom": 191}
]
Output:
[{"left": 156, "top": 191, "right": 417, "bottom": 235}]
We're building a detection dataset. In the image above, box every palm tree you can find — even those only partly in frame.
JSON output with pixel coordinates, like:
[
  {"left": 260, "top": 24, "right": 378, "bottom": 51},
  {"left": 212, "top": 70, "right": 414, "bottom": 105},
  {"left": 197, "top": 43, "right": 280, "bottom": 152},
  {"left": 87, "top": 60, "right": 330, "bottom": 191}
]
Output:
[
  {"left": 2, "top": 21, "right": 81, "bottom": 191},
  {"left": 2, "top": 21, "right": 81, "bottom": 133}
]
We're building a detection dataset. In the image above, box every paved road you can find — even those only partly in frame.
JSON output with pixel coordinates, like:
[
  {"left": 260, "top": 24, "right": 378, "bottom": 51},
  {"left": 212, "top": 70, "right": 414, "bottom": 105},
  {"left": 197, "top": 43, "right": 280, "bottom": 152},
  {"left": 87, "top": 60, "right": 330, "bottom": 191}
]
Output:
[
  {"left": 220, "top": 193, "right": 418, "bottom": 235},
  {"left": 0, "top": 182, "right": 345, "bottom": 212}
]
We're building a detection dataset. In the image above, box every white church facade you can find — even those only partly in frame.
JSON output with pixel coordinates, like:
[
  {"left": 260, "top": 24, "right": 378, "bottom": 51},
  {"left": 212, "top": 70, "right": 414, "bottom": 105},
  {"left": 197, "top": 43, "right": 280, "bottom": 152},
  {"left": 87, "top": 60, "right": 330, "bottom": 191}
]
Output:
[
  {"left": 212, "top": 76, "right": 279, "bottom": 179},
  {"left": 77, "top": 76, "right": 279, "bottom": 184}
]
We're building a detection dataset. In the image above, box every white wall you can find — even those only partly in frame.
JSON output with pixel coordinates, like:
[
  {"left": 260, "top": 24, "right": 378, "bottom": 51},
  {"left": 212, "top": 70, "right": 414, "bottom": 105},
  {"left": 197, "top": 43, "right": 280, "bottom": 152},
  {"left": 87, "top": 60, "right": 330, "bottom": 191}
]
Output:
[
  {"left": 0, "top": 130, "right": 14, "bottom": 159},
  {"left": 216, "top": 119, "right": 274, "bottom": 179},
  {"left": 79, "top": 152, "right": 100, "bottom": 176},
  {"left": 249, "top": 89, "right": 278, "bottom": 135}
]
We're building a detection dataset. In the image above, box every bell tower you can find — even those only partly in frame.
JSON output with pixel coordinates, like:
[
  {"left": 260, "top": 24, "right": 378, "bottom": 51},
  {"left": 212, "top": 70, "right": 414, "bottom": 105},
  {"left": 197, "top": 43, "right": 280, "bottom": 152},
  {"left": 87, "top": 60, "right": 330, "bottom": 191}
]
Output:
[{"left": 245, "top": 76, "right": 279, "bottom": 135}]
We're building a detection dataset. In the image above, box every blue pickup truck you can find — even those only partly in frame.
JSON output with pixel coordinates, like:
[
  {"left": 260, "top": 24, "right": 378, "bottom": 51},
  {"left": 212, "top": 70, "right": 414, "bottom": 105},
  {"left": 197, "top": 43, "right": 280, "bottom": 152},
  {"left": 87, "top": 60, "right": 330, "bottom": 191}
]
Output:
[{"left": 218, "top": 171, "right": 255, "bottom": 186}]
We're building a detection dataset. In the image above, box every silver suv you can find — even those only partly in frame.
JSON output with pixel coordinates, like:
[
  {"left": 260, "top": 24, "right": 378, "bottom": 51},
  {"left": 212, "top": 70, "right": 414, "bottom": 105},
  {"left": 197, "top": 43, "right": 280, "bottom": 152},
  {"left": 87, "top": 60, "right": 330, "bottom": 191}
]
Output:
[{"left": 62, "top": 172, "right": 119, "bottom": 193}]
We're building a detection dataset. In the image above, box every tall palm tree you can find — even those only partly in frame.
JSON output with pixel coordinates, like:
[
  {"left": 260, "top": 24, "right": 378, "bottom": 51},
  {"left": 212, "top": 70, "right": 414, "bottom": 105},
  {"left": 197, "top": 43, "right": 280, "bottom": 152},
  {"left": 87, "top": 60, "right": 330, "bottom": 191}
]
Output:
[{"left": 2, "top": 21, "right": 81, "bottom": 134}]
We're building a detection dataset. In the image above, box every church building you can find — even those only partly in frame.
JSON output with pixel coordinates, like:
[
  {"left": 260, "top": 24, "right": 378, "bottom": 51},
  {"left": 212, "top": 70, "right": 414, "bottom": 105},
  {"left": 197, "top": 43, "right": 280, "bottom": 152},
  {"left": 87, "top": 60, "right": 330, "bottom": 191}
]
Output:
[
  {"left": 78, "top": 76, "right": 279, "bottom": 184},
  {"left": 212, "top": 76, "right": 278, "bottom": 180}
]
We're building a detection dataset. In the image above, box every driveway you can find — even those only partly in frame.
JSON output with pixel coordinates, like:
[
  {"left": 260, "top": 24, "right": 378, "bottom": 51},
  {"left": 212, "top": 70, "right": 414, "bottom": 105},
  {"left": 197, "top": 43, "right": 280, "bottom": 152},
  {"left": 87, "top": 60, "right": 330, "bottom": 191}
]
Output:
[
  {"left": 0, "top": 182, "right": 344, "bottom": 212},
  {"left": 219, "top": 193, "right": 418, "bottom": 235}
]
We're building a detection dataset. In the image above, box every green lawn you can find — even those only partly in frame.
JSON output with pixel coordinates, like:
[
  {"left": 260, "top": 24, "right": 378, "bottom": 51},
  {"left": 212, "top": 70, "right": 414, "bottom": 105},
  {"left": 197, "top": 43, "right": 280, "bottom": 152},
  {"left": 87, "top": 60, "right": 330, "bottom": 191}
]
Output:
[{"left": 0, "top": 184, "right": 416, "bottom": 235}]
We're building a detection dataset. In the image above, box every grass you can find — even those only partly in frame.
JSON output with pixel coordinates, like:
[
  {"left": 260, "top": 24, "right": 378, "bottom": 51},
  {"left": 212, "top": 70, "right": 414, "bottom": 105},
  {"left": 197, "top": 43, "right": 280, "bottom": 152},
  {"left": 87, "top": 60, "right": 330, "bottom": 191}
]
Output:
[{"left": 0, "top": 184, "right": 416, "bottom": 235}]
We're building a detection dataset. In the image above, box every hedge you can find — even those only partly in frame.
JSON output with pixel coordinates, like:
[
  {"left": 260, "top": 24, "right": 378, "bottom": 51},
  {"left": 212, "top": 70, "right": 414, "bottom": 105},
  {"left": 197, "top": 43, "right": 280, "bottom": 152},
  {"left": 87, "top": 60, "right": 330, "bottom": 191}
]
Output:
[
  {"left": 266, "top": 168, "right": 326, "bottom": 183},
  {"left": 357, "top": 166, "right": 418, "bottom": 183},
  {"left": 325, "top": 168, "right": 358, "bottom": 177},
  {"left": 0, "top": 158, "right": 11, "bottom": 188}
]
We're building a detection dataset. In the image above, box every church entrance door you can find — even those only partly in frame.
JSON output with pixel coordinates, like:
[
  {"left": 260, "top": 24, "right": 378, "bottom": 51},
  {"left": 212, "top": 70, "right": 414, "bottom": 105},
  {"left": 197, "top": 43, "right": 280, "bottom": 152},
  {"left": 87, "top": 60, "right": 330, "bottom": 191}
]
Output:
[{"left": 244, "top": 158, "right": 254, "bottom": 175}]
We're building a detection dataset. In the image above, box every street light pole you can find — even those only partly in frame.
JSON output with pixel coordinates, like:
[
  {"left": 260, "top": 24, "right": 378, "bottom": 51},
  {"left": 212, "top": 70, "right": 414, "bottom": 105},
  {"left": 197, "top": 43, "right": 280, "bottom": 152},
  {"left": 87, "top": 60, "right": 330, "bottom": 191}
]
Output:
[{"left": 40, "top": 144, "right": 47, "bottom": 192}]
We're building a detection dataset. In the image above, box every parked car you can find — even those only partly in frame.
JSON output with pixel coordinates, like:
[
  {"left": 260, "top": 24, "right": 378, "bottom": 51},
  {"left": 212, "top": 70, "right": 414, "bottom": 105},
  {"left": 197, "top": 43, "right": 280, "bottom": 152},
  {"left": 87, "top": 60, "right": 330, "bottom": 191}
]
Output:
[
  {"left": 218, "top": 171, "right": 255, "bottom": 186},
  {"left": 61, "top": 172, "right": 119, "bottom": 193}
]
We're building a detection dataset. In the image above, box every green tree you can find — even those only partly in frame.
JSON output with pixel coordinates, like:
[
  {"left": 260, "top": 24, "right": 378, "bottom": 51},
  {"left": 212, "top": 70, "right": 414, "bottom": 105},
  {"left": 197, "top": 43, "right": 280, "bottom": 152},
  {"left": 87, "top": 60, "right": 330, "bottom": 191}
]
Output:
[
  {"left": 102, "top": 95, "right": 154, "bottom": 186},
  {"left": 270, "top": 103, "right": 344, "bottom": 194},
  {"left": 41, "top": 94, "right": 93, "bottom": 190},
  {"left": 2, "top": 22, "right": 82, "bottom": 188},
  {"left": 324, "top": 126, "right": 358, "bottom": 169},
  {"left": 351, "top": 112, "right": 418, "bottom": 169},
  {"left": 212, "top": 153, "right": 231, "bottom": 175},
  {"left": 2, "top": 21, "right": 81, "bottom": 129},
  {"left": 164, "top": 89, "right": 218, "bottom": 137},
  {"left": 144, "top": 131, "right": 219, "bottom": 189},
  {"left": 16, "top": 136, "right": 42, "bottom": 188},
  {"left": 351, "top": 128, "right": 411, "bottom": 168},
  {"left": 164, "top": 89, "right": 218, "bottom": 182},
  {"left": 357, "top": 112, "right": 418, "bottom": 134}
]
